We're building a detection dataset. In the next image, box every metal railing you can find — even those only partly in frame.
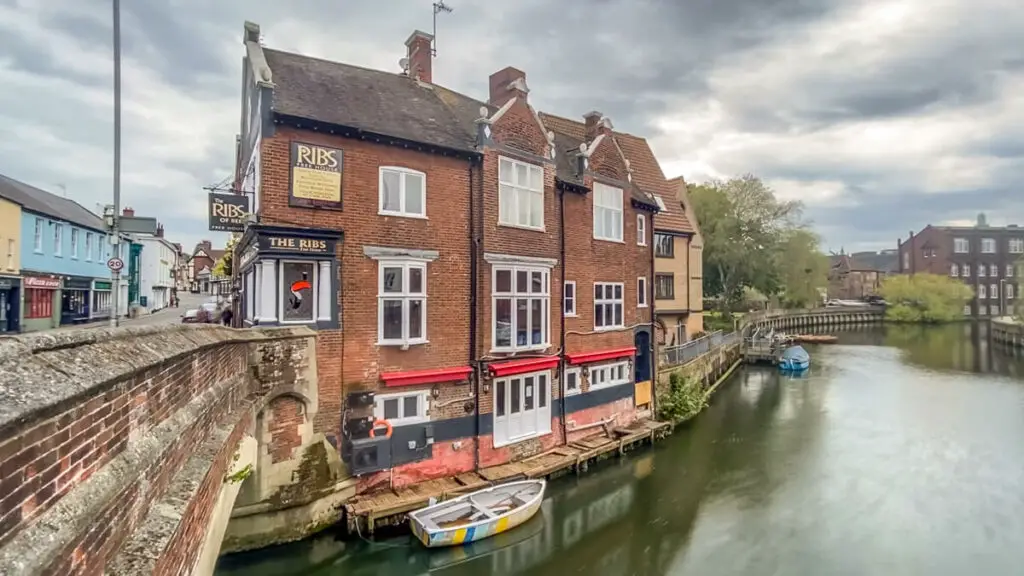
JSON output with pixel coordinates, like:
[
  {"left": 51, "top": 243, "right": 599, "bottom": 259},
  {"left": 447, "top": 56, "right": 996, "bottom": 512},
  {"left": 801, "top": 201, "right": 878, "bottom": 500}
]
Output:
[{"left": 661, "top": 330, "right": 740, "bottom": 367}]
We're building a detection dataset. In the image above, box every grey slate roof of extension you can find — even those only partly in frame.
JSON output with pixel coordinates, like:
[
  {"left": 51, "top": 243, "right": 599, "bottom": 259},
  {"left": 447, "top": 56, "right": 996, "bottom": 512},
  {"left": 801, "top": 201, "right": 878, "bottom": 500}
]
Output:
[
  {"left": 0, "top": 173, "right": 106, "bottom": 232},
  {"left": 264, "top": 48, "right": 483, "bottom": 153}
]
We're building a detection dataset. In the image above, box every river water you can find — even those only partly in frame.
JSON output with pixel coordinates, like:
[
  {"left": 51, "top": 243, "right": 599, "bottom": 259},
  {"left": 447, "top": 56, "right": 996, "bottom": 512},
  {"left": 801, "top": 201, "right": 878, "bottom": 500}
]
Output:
[{"left": 216, "top": 324, "right": 1024, "bottom": 576}]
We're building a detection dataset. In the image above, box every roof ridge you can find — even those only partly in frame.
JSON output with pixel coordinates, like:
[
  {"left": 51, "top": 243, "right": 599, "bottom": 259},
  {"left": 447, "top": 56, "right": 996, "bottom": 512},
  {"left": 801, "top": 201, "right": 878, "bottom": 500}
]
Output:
[{"left": 263, "top": 47, "right": 412, "bottom": 81}]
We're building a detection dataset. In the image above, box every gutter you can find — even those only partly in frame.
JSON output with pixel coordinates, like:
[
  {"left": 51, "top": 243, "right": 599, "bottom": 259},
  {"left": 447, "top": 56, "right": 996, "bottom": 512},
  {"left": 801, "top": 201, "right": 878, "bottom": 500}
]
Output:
[
  {"left": 559, "top": 187, "right": 569, "bottom": 445},
  {"left": 650, "top": 216, "right": 659, "bottom": 414},
  {"left": 467, "top": 160, "right": 478, "bottom": 471}
]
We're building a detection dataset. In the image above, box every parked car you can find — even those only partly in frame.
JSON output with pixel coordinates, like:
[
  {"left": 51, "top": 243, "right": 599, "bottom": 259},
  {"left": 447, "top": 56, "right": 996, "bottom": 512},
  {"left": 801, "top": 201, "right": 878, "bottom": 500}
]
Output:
[{"left": 181, "top": 309, "right": 200, "bottom": 324}]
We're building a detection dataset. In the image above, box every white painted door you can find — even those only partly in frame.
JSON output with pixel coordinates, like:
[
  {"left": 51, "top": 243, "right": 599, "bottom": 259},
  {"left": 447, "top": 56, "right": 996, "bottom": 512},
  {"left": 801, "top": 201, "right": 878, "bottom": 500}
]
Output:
[{"left": 508, "top": 376, "right": 524, "bottom": 439}]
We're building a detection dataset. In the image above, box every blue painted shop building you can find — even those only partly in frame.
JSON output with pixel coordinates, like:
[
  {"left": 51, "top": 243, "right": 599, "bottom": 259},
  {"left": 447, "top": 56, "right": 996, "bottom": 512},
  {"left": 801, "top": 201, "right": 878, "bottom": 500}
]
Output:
[{"left": 0, "top": 174, "right": 122, "bottom": 332}]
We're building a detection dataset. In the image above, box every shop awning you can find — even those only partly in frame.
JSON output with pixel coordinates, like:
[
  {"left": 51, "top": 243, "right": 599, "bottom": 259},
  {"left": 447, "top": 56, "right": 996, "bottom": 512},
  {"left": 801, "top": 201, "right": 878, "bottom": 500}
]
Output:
[
  {"left": 565, "top": 346, "right": 636, "bottom": 366},
  {"left": 487, "top": 356, "right": 561, "bottom": 378},
  {"left": 379, "top": 366, "right": 473, "bottom": 387}
]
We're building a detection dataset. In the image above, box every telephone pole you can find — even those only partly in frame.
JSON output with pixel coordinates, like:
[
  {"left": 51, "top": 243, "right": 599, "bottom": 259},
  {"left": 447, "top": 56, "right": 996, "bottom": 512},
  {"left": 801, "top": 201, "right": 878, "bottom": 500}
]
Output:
[{"left": 109, "top": 0, "right": 122, "bottom": 328}]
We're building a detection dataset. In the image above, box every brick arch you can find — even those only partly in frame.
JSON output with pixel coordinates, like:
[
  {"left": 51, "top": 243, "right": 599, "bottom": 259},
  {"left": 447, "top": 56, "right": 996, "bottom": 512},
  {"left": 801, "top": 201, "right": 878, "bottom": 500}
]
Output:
[{"left": 265, "top": 394, "right": 309, "bottom": 464}]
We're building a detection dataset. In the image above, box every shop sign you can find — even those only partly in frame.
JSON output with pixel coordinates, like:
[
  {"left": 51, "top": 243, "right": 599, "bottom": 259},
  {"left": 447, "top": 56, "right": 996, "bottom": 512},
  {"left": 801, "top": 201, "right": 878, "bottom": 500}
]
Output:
[
  {"left": 289, "top": 142, "right": 343, "bottom": 210},
  {"left": 257, "top": 235, "right": 335, "bottom": 255},
  {"left": 0, "top": 278, "right": 14, "bottom": 289},
  {"left": 24, "top": 276, "right": 61, "bottom": 289},
  {"left": 93, "top": 281, "right": 113, "bottom": 291},
  {"left": 208, "top": 193, "right": 251, "bottom": 232},
  {"left": 64, "top": 277, "right": 92, "bottom": 290}
]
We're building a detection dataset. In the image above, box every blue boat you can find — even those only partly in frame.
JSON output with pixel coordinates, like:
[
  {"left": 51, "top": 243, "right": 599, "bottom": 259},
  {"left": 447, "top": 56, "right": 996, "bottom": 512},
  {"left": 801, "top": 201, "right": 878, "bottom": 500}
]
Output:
[{"left": 778, "top": 345, "right": 810, "bottom": 372}]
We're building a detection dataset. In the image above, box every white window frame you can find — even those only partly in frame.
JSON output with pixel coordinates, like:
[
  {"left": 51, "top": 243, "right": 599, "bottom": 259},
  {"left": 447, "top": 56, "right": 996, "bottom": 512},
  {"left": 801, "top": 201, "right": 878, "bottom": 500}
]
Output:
[
  {"left": 990, "top": 264, "right": 999, "bottom": 277},
  {"left": 963, "top": 304, "right": 972, "bottom": 316},
  {"left": 950, "top": 263, "right": 958, "bottom": 277},
  {"left": 378, "top": 166, "right": 427, "bottom": 218},
  {"left": 593, "top": 182, "right": 624, "bottom": 242},
  {"left": 374, "top": 390, "right": 430, "bottom": 427},
  {"left": 954, "top": 238, "right": 968, "bottom": 253},
  {"left": 70, "top": 228, "right": 79, "bottom": 259},
  {"left": 637, "top": 277, "right": 648, "bottom": 307},
  {"left": 33, "top": 218, "right": 43, "bottom": 253},
  {"left": 636, "top": 214, "right": 647, "bottom": 246},
  {"left": 53, "top": 223, "right": 62, "bottom": 257},
  {"left": 1007, "top": 284, "right": 1015, "bottom": 299},
  {"left": 564, "top": 367, "right": 581, "bottom": 397},
  {"left": 978, "top": 264, "right": 986, "bottom": 277},
  {"left": 981, "top": 238, "right": 996, "bottom": 254},
  {"left": 377, "top": 260, "right": 428, "bottom": 346},
  {"left": 1009, "top": 238, "right": 1024, "bottom": 254},
  {"left": 491, "top": 265, "right": 550, "bottom": 352},
  {"left": 594, "top": 282, "right": 625, "bottom": 331},
  {"left": 979, "top": 284, "right": 987, "bottom": 299},
  {"left": 563, "top": 280, "right": 576, "bottom": 317},
  {"left": 989, "top": 305, "right": 1000, "bottom": 316},
  {"left": 991, "top": 284, "right": 998, "bottom": 299},
  {"left": 962, "top": 264, "right": 970, "bottom": 277},
  {"left": 85, "top": 232, "right": 93, "bottom": 262},
  {"left": 492, "top": 369, "right": 552, "bottom": 448},
  {"left": 1007, "top": 264, "right": 1014, "bottom": 277},
  {"left": 498, "top": 156, "right": 544, "bottom": 231},
  {"left": 588, "top": 360, "right": 631, "bottom": 391}
]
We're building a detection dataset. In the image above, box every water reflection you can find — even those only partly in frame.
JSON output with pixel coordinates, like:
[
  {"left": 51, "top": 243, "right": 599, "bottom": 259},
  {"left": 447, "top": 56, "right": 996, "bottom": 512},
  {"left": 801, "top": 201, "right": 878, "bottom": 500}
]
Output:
[{"left": 218, "top": 326, "right": 1024, "bottom": 576}]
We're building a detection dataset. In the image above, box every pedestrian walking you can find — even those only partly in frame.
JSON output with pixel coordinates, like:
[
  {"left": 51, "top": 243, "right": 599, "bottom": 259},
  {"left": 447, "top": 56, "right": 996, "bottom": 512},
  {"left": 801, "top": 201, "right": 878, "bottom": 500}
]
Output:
[{"left": 221, "top": 307, "right": 234, "bottom": 327}]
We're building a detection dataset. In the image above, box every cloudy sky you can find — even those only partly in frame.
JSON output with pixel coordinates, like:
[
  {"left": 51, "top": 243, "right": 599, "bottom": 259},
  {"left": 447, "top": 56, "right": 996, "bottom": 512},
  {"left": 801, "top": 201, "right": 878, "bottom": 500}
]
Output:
[{"left": 1, "top": 0, "right": 1022, "bottom": 254}]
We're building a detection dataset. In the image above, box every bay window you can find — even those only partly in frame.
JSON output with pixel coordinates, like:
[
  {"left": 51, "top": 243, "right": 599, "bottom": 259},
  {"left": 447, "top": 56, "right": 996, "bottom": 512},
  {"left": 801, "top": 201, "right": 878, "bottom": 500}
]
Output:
[{"left": 493, "top": 265, "right": 550, "bottom": 351}]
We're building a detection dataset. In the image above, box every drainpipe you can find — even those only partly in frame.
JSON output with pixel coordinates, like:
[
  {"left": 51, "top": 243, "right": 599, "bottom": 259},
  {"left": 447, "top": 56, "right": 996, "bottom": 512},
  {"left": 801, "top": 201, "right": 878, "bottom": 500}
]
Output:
[
  {"left": 468, "top": 160, "right": 479, "bottom": 471},
  {"left": 559, "top": 187, "right": 568, "bottom": 445},
  {"left": 650, "top": 223, "right": 658, "bottom": 414}
]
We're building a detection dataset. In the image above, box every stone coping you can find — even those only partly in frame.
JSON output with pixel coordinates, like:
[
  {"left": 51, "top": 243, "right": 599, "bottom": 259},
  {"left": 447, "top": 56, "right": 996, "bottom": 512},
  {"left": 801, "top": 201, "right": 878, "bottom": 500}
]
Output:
[{"left": 0, "top": 324, "right": 315, "bottom": 434}]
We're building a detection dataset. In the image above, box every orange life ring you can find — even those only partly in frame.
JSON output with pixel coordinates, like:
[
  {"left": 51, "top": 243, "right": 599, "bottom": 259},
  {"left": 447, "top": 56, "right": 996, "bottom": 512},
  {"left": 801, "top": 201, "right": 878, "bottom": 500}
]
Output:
[{"left": 369, "top": 419, "right": 392, "bottom": 439}]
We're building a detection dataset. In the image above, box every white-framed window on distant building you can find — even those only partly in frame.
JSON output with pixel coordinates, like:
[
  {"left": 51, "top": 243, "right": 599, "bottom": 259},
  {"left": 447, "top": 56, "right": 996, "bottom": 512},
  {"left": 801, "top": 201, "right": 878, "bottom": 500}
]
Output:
[{"left": 954, "top": 238, "right": 968, "bottom": 253}]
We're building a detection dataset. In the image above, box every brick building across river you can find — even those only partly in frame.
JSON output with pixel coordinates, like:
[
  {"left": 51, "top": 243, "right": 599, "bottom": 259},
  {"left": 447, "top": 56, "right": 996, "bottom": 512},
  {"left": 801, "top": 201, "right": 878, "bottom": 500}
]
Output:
[{"left": 231, "top": 22, "right": 684, "bottom": 490}]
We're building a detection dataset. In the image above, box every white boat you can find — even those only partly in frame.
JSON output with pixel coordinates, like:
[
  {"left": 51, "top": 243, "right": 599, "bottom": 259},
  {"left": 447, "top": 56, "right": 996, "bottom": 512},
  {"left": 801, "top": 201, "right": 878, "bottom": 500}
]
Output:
[{"left": 408, "top": 479, "right": 546, "bottom": 548}]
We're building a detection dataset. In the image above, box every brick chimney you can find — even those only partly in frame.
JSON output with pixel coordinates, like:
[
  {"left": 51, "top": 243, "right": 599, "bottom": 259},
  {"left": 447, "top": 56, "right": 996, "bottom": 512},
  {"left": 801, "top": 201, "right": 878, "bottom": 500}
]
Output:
[
  {"left": 122, "top": 207, "right": 134, "bottom": 217},
  {"left": 584, "top": 111, "right": 612, "bottom": 142},
  {"left": 405, "top": 30, "right": 433, "bottom": 83},
  {"left": 488, "top": 67, "right": 529, "bottom": 107}
]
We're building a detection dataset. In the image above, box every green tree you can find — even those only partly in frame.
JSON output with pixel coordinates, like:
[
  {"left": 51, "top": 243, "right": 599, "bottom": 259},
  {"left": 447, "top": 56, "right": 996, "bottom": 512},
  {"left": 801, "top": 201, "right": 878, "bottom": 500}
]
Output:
[
  {"left": 212, "top": 236, "right": 237, "bottom": 278},
  {"left": 879, "top": 273, "right": 974, "bottom": 322},
  {"left": 776, "top": 229, "right": 828, "bottom": 308},
  {"left": 689, "top": 175, "right": 802, "bottom": 312}
]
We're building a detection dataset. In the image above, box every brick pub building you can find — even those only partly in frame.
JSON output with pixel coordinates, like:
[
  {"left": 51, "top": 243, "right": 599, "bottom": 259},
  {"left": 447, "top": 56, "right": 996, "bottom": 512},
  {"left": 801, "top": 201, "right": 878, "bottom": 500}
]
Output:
[{"left": 233, "top": 22, "right": 668, "bottom": 491}]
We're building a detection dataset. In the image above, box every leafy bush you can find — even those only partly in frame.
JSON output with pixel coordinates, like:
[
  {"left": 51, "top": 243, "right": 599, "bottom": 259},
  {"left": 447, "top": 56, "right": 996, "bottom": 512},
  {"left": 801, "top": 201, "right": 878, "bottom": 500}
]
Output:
[
  {"left": 879, "top": 273, "right": 973, "bottom": 323},
  {"left": 658, "top": 371, "right": 708, "bottom": 422},
  {"left": 703, "top": 312, "right": 734, "bottom": 332}
]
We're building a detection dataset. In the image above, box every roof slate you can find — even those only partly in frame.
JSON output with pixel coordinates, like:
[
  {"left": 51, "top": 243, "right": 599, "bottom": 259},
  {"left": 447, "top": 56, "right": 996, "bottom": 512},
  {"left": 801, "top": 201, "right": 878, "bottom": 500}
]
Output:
[
  {"left": 0, "top": 173, "right": 106, "bottom": 232},
  {"left": 264, "top": 48, "right": 479, "bottom": 152}
]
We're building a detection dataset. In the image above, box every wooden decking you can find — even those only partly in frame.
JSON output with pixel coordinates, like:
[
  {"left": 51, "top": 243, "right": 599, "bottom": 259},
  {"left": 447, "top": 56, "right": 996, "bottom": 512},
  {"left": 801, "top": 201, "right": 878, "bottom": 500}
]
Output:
[{"left": 345, "top": 419, "right": 671, "bottom": 534}]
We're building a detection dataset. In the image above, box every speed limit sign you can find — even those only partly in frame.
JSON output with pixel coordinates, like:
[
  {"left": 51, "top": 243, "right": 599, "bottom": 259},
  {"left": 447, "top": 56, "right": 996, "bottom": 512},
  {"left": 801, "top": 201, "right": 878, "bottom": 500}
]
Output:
[{"left": 107, "top": 257, "right": 125, "bottom": 272}]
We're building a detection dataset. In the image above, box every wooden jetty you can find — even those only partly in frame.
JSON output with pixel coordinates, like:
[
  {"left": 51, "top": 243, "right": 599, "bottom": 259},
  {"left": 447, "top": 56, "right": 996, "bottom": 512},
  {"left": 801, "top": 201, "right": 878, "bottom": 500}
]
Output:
[
  {"left": 345, "top": 419, "right": 671, "bottom": 535},
  {"left": 791, "top": 334, "right": 838, "bottom": 344}
]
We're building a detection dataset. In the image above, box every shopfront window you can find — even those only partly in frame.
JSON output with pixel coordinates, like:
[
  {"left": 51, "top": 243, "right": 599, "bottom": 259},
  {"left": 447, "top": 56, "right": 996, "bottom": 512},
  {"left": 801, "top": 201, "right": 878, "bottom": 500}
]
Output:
[
  {"left": 280, "top": 261, "right": 317, "bottom": 323},
  {"left": 26, "top": 289, "right": 53, "bottom": 319}
]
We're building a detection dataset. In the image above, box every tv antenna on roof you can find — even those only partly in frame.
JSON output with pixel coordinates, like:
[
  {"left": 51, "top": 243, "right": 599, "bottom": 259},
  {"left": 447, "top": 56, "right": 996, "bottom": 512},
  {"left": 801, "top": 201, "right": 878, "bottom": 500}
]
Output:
[{"left": 432, "top": 1, "right": 454, "bottom": 56}]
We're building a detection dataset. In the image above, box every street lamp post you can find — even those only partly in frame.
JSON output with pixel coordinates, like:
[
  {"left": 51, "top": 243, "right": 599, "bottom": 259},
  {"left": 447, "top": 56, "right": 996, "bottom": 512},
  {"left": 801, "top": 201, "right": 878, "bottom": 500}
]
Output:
[{"left": 109, "top": 0, "right": 122, "bottom": 328}]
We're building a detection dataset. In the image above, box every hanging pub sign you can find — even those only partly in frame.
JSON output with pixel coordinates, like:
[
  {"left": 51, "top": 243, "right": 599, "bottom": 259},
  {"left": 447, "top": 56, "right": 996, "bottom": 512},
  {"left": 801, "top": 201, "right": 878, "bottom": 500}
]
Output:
[
  {"left": 289, "top": 142, "right": 344, "bottom": 210},
  {"left": 208, "top": 193, "right": 251, "bottom": 232}
]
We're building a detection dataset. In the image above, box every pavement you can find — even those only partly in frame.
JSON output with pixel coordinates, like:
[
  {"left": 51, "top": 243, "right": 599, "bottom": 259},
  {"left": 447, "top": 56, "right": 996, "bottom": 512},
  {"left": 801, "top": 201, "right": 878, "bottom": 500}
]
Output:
[{"left": 41, "top": 292, "right": 219, "bottom": 333}]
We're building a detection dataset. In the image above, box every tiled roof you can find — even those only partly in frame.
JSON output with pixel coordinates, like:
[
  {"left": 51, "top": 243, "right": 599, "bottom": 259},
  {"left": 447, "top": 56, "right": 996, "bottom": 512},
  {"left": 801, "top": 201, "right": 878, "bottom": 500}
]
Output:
[
  {"left": 539, "top": 113, "right": 688, "bottom": 229},
  {"left": 661, "top": 176, "right": 696, "bottom": 234},
  {"left": 0, "top": 173, "right": 106, "bottom": 232},
  {"left": 264, "top": 49, "right": 480, "bottom": 153}
]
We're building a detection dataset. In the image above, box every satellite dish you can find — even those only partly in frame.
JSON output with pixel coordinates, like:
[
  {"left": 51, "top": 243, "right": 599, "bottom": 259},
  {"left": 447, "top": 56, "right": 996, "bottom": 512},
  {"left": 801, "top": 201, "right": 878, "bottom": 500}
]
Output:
[{"left": 399, "top": 57, "right": 410, "bottom": 72}]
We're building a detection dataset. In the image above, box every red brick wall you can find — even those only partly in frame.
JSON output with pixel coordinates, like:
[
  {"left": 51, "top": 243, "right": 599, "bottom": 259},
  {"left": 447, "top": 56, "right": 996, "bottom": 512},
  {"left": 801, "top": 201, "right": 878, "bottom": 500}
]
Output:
[
  {"left": 258, "top": 128, "right": 474, "bottom": 443},
  {"left": 0, "top": 340, "right": 250, "bottom": 573},
  {"left": 268, "top": 396, "right": 304, "bottom": 464}
]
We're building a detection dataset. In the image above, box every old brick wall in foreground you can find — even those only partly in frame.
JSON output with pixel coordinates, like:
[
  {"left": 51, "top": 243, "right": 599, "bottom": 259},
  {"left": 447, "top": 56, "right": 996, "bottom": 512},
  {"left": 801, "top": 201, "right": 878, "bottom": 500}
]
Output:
[{"left": 0, "top": 324, "right": 316, "bottom": 576}]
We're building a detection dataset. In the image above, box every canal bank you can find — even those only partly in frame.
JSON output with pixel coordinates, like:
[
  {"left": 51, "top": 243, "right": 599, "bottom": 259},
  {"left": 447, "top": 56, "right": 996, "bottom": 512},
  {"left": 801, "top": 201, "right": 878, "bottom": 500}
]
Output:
[{"left": 217, "top": 323, "right": 1024, "bottom": 575}]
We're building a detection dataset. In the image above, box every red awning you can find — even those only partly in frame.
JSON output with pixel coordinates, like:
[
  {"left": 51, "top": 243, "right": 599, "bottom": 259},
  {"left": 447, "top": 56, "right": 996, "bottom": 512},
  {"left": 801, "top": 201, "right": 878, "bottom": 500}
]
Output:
[
  {"left": 565, "top": 346, "right": 636, "bottom": 366},
  {"left": 488, "top": 356, "right": 561, "bottom": 378},
  {"left": 380, "top": 366, "right": 473, "bottom": 387}
]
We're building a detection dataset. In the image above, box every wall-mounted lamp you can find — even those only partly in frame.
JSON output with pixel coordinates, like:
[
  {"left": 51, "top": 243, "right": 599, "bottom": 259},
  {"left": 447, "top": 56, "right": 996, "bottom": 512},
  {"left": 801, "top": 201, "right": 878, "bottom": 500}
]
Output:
[
  {"left": 431, "top": 386, "right": 440, "bottom": 398},
  {"left": 482, "top": 381, "right": 490, "bottom": 394}
]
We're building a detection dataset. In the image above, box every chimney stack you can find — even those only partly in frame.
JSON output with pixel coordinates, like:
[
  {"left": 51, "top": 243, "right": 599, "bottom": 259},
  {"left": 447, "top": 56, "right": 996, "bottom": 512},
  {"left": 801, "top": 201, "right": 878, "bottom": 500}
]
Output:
[
  {"left": 405, "top": 30, "right": 433, "bottom": 84},
  {"left": 488, "top": 67, "right": 528, "bottom": 107},
  {"left": 122, "top": 207, "right": 134, "bottom": 217},
  {"left": 583, "top": 111, "right": 612, "bottom": 142},
  {"left": 156, "top": 224, "right": 164, "bottom": 238}
]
